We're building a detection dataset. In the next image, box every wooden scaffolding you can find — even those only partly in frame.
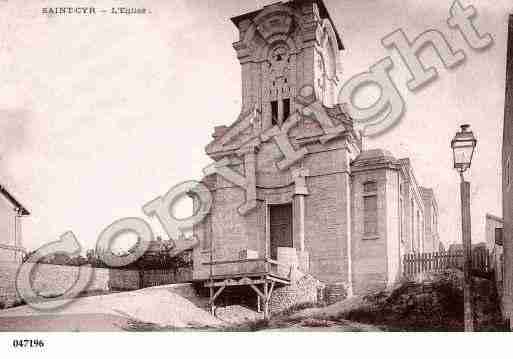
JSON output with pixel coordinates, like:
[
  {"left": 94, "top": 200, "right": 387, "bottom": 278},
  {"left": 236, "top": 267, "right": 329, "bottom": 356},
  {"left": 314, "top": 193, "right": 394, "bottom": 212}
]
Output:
[{"left": 203, "top": 258, "right": 292, "bottom": 319}]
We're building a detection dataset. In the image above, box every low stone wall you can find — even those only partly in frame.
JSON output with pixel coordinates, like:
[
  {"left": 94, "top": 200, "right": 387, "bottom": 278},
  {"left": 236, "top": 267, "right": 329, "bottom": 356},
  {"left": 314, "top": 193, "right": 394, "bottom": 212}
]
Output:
[
  {"left": 109, "top": 269, "right": 140, "bottom": 291},
  {"left": 324, "top": 282, "right": 350, "bottom": 305},
  {"left": 0, "top": 247, "right": 23, "bottom": 263},
  {"left": 0, "top": 261, "right": 193, "bottom": 309},
  {"left": 31, "top": 264, "right": 110, "bottom": 298},
  {"left": 141, "top": 268, "right": 192, "bottom": 288},
  {"left": 269, "top": 271, "right": 326, "bottom": 314},
  {"left": 0, "top": 262, "right": 140, "bottom": 309}
]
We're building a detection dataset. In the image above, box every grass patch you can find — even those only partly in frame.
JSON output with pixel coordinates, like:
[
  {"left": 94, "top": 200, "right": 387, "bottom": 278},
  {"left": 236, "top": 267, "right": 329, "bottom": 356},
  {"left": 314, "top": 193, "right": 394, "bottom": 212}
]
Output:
[{"left": 325, "top": 273, "right": 507, "bottom": 332}]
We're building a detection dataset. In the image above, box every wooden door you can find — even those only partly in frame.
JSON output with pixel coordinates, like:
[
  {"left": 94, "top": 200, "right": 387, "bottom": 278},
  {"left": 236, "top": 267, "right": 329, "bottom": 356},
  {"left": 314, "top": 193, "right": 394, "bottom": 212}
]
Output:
[{"left": 269, "top": 204, "right": 293, "bottom": 260}]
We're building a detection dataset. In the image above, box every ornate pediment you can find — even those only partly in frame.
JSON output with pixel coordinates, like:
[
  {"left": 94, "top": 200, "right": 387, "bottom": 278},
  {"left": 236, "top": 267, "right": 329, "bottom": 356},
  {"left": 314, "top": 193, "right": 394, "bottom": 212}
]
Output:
[
  {"left": 233, "top": 4, "right": 302, "bottom": 63},
  {"left": 256, "top": 13, "right": 293, "bottom": 40},
  {"left": 206, "top": 100, "right": 351, "bottom": 160}
]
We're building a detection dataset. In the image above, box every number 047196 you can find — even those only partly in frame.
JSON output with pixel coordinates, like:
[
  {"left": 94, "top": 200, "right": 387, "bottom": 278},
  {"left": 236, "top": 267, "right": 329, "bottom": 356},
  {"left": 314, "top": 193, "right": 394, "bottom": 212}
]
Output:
[{"left": 12, "top": 339, "right": 45, "bottom": 348}]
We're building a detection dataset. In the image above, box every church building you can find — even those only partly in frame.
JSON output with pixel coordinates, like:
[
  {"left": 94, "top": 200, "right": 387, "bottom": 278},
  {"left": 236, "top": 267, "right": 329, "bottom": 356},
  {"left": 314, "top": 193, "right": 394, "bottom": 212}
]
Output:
[{"left": 192, "top": 0, "right": 439, "bottom": 305}]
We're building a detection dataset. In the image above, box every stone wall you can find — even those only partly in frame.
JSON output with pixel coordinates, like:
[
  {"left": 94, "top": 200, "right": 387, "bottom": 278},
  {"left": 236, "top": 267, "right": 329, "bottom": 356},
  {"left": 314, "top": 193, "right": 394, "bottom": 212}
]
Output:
[
  {"left": 269, "top": 271, "right": 325, "bottom": 314},
  {"left": 351, "top": 169, "right": 389, "bottom": 295},
  {"left": 0, "top": 262, "right": 139, "bottom": 309},
  {"left": 0, "top": 261, "right": 194, "bottom": 309},
  {"left": 141, "top": 268, "right": 193, "bottom": 288},
  {"left": 0, "top": 247, "right": 18, "bottom": 263},
  {"left": 108, "top": 269, "right": 140, "bottom": 291},
  {"left": 304, "top": 169, "right": 350, "bottom": 284}
]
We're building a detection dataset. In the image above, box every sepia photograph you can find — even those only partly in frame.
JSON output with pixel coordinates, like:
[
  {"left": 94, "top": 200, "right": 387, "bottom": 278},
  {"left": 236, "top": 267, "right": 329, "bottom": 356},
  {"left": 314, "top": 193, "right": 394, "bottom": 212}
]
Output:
[{"left": 0, "top": 0, "right": 512, "bottom": 356}]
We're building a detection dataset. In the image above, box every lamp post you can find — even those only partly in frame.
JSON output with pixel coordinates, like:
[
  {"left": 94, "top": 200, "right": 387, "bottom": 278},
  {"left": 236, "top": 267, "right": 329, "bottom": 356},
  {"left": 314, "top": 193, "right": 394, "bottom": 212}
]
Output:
[{"left": 451, "top": 124, "right": 477, "bottom": 332}]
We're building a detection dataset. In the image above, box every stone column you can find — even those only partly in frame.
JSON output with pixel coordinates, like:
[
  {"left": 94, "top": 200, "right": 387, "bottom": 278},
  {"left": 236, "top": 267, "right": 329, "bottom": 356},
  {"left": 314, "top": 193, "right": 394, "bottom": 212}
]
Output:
[{"left": 292, "top": 168, "right": 310, "bottom": 272}]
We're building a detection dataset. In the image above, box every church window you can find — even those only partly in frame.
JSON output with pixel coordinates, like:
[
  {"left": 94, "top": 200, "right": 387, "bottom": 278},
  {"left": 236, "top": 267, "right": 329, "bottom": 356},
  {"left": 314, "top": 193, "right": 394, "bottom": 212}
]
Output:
[
  {"left": 283, "top": 98, "right": 290, "bottom": 122},
  {"left": 202, "top": 215, "right": 212, "bottom": 251},
  {"left": 364, "top": 196, "right": 378, "bottom": 237},
  {"left": 363, "top": 181, "right": 378, "bottom": 237},
  {"left": 271, "top": 100, "right": 279, "bottom": 126},
  {"left": 364, "top": 181, "right": 378, "bottom": 193}
]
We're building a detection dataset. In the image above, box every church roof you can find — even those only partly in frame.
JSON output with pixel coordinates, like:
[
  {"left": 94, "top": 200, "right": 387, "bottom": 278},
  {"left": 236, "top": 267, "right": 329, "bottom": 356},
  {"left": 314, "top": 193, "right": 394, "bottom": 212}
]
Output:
[
  {"left": 354, "top": 149, "right": 396, "bottom": 162},
  {"left": 231, "top": 0, "right": 345, "bottom": 50},
  {"left": 0, "top": 184, "right": 30, "bottom": 215}
]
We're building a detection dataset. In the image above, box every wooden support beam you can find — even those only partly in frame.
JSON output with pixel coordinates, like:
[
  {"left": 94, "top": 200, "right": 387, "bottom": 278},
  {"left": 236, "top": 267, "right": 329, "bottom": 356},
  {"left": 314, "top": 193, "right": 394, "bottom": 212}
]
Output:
[
  {"left": 209, "top": 284, "right": 214, "bottom": 315},
  {"left": 263, "top": 280, "right": 269, "bottom": 320},
  {"left": 267, "top": 281, "right": 275, "bottom": 301},
  {"left": 265, "top": 275, "right": 290, "bottom": 285},
  {"left": 210, "top": 286, "right": 226, "bottom": 304},
  {"left": 204, "top": 278, "right": 266, "bottom": 288},
  {"left": 249, "top": 283, "right": 266, "bottom": 301}
]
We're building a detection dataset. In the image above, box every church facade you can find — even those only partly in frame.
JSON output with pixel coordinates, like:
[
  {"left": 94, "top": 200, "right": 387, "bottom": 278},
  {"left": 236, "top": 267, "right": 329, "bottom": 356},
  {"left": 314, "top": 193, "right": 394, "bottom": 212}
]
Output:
[{"left": 192, "top": 0, "right": 439, "bottom": 295}]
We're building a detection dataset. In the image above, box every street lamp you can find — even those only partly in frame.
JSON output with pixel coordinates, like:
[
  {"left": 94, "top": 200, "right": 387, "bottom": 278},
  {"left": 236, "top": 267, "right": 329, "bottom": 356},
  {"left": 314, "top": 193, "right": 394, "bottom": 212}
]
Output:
[
  {"left": 451, "top": 124, "right": 477, "bottom": 174},
  {"left": 451, "top": 124, "right": 477, "bottom": 332}
]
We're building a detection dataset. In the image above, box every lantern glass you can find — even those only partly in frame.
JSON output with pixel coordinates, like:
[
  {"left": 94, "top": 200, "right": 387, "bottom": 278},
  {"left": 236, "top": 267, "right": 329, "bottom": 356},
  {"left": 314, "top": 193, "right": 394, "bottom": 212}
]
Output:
[{"left": 451, "top": 125, "right": 477, "bottom": 172}]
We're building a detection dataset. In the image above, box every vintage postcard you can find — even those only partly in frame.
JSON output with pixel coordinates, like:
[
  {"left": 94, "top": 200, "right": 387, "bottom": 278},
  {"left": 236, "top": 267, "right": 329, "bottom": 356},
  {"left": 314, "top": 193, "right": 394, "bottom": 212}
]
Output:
[{"left": 0, "top": 0, "right": 512, "bottom": 356}]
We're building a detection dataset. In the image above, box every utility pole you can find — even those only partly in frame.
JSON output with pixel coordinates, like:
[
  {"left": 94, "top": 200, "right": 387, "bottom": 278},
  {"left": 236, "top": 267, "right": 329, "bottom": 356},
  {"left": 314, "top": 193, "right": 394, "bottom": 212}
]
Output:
[{"left": 460, "top": 175, "right": 474, "bottom": 331}]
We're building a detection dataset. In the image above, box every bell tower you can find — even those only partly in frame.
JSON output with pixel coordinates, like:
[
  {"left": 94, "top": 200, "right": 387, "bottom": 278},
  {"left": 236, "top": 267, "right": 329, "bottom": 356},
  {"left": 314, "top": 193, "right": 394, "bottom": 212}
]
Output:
[
  {"left": 197, "top": 0, "right": 361, "bottom": 291},
  {"left": 231, "top": 0, "right": 344, "bottom": 131}
]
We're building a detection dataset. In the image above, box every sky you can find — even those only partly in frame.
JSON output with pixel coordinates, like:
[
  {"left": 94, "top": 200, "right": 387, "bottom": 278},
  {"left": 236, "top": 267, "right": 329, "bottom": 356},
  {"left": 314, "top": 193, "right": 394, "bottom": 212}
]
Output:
[{"left": 0, "top": 0, "right": 511, "bottom": 253}]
